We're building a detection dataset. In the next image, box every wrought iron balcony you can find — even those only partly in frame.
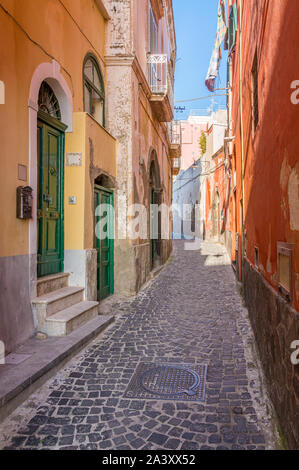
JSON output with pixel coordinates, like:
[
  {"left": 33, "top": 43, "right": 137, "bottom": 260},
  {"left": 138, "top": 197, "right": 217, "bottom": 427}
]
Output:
[
  {"left": 148, "top": 54, "right": 174, "bottom": 122},
  {"left": 166, "top": 121, "right": 182, "bottom": 158},
  {"left": 172, "top": 157, "right": 181, "bottom": 176}
]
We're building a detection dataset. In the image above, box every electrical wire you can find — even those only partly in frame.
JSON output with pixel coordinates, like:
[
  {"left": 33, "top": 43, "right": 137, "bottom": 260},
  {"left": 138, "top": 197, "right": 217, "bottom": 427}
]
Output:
[
  {"left": 175, "top": 93, "right": 228, "bottom": 104},
  {"left": 173, "top": 161, "right": 225, "bottom": 193},
  {"left": 0, "top": 2, "right": 75, "bottom": 96}
]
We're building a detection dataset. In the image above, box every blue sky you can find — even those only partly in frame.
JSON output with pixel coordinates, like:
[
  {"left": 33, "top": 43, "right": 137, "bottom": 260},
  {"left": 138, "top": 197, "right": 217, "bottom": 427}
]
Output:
[{"left": 173, "top": 0, "right": 228, "bottom": 120}]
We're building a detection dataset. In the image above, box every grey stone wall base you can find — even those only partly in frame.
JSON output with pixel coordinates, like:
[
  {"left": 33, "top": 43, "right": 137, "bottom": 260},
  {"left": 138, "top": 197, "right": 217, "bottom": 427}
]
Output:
[
  {"left": 64, "top": 249, "right": 97, "bottom": 301},
  {"left": 114, "top": 239, "right": 173, "bottom": 296},
  {"left": 0, "top": 255, "right": 35, "bottom": 354},
  {"left": 114, "top": 240, "right": 137, "bottom": 295},
  {"left": 243, "top": 257, "right": 299, "bottom": 449}
]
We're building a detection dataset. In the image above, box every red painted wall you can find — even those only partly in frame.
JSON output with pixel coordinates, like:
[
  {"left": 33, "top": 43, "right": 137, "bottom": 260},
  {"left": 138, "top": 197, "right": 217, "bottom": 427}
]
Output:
[{"left": 228, "top": 0, "right": 299, "bottom": 311}]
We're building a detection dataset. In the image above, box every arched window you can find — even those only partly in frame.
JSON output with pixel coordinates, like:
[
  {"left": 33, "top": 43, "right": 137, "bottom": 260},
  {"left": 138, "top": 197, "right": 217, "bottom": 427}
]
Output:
[
  {"left": 83, "top": 55, "right": 105, "bottom": 126},
  {"left": 38, "top": 81, "right": 61, "bottom": 120}
]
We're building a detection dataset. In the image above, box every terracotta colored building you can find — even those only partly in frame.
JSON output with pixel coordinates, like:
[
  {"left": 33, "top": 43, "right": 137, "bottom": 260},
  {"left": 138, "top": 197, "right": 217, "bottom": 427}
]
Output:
[
  {"left": 201, "top": 110, "right": 229, "bottom": 245},
  {"left": 173, "top": 110, "right": 227, "bottom": 242},
  {"left": 105, "top": 0, "right": 177, "bottom": 293},
  {"left": 225, "top": 0, "right": 299, "bottom": 448}
]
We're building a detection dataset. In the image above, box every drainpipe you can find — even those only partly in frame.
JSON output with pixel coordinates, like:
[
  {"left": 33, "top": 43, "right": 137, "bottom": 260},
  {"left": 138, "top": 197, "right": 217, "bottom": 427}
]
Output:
[{"left": 239, "top": 0, "right": 245, "bottom": 281}]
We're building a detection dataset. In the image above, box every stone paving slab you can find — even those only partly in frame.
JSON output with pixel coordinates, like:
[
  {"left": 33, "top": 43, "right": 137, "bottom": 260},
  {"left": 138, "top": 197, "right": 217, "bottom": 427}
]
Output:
[
  {"left": 0, "top": 242, "right": 280, "bottom": 450},
  {"left": 0, "top": 315, "right": 114, "bottom": 421}
]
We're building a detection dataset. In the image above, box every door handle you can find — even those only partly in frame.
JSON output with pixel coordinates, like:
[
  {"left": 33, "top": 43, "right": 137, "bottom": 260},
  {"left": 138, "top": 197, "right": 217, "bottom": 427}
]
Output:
[{"left": 43, "top": 194, "right": 53, "bottom": 205}]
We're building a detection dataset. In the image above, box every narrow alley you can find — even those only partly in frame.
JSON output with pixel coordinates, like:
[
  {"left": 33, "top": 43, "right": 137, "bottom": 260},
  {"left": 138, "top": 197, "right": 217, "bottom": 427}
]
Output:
[
  {"left": 1, "top": 0, "right": 298, "bottom": 457},
  {"left": 0, "top": 242, "right": 278, "bottom": 451}
]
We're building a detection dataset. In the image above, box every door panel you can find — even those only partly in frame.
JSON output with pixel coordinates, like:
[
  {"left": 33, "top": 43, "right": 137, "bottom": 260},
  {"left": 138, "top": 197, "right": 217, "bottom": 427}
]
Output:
[
  {"left": 37, "top": 120, "right": 64, "bottom": 277},
  {"left": 94, "top": 187, "right": 114, "bottom": 300}
]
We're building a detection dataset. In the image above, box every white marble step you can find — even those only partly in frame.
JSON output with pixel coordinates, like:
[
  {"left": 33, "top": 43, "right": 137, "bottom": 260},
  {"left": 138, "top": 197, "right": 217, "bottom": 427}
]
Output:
[
  {"left": 37, "top": 273, "right": 70, "bottom": 297},
  {"left": 44, "top": 301, "right": 99, "bottom": 337},
  {"left": 32, "top": 286, "right": 85, "bottom": 325}
]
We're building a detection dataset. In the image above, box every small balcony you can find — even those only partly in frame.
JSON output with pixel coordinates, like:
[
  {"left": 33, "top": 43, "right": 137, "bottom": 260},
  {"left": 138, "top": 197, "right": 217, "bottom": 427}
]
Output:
[
  {"left": 172, "top": 157, "right": 181, "bottom": 176},
  {"left": 167, "top": 121, "right": 182, "bottom": 158},
  {"left": 148, "top": 54, "right": 174, "bottom": 122}
]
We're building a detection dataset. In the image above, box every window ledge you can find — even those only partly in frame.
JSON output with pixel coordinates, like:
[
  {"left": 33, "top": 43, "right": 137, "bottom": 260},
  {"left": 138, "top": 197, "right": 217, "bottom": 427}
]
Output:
[{"left": 85, "top": 112, "right": 116, "bottom": 141}]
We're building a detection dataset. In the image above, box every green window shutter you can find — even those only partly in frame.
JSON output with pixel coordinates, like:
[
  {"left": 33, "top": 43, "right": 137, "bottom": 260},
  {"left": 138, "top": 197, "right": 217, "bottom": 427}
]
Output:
[{"left": 228, "top": 4, "right": 237, "bottom": 53}]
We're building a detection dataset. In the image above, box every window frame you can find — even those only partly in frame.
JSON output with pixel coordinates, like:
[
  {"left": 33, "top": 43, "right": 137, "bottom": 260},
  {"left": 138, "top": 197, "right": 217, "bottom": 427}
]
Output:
[
  {"left": 277, "top": 242, "right": 294, "bottom": 304},
  {"left": 83, "top": 54, "right": 105, "bottom": 127},
  {"left": 149, "top": 4, "right": 158, "bottom": 54}
]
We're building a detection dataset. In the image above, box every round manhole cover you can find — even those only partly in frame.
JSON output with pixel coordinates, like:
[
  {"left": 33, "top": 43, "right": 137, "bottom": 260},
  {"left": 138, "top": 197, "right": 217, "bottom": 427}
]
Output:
[{"left": 138, "top": 365, "right": 200, "bottom": 397}]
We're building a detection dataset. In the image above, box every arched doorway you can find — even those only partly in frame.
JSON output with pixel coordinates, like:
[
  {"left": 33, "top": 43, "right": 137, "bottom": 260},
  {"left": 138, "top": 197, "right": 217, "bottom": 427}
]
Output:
[
  {"left": 37, "top": 81, "right": 67, "bottom": 277},
  {"left": 28, "top": 60, "right": 73, "bottom": 300},
  {"left": 149, "top": 150, "right": 162, "bottom": 270}
]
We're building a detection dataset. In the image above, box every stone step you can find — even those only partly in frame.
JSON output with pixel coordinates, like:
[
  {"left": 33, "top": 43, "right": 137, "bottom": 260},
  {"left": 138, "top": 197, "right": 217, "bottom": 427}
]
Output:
[
  {"left": 37, "top": 273, "right": 70, "bottom": 297},
  {"left": 32, "top": 287, "right": 85, "bottom": 327},
  {"left": 44, "top": 301, "right": 99, "bottom": 337}
]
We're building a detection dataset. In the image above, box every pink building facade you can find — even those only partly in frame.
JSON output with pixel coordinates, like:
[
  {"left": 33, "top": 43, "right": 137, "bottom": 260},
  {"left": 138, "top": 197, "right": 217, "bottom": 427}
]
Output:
[{"left": 180, "top": 116, "right": 211, "bottom": 171}]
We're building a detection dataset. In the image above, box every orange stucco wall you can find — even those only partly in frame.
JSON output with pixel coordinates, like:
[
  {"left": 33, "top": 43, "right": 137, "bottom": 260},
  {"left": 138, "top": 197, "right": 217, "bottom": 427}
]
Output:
[{"left": 0, "top": 0, "right": 108, "bottom": 257}]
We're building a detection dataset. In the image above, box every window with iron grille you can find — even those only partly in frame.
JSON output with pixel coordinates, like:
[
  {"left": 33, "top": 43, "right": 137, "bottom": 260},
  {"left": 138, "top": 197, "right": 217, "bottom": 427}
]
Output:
[{"left": 251, "top": 52, "right": 259, "bottom": 133}]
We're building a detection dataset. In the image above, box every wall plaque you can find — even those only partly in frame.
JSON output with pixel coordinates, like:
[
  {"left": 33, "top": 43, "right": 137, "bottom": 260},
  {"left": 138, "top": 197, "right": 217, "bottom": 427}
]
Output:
[{"left": 66, "top": 153, "right": 82, "bottom": 166}]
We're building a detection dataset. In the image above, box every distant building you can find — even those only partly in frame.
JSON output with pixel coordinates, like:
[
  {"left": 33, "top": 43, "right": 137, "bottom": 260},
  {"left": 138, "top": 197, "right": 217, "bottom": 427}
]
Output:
[
  {"left": 173, "top": 110, "right": 227, "bottom": 241},
  {"left": 180, "top": 115, "right": 211, "bottom": 171}
]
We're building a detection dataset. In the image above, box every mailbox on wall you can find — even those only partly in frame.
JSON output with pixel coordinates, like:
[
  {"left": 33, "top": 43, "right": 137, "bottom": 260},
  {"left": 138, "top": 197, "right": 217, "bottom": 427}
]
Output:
[{"left": 16, "top": 186, "right": 33, "bottom": 219}]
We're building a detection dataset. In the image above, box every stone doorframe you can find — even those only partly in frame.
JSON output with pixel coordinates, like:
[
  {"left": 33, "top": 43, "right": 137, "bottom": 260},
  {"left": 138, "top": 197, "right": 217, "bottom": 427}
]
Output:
[
  {"left": 28, "top": 60, "right": 73, "bottom": 325},
  {"left": 148, "top": 148, "right": 163, "bottom": 269}
]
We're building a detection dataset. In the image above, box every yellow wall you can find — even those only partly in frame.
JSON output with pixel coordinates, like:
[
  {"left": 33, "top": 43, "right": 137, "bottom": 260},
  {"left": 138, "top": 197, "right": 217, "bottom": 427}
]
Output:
[
  {"left": 65, "top": 112, "right": 117, "bottom": 252},
  {"left": 0, "top": 0, "right": 108, "bottom": 257},
  {"left": 65, "top": 113, "right": 86, "bottom": 251},
  {"left": 84, "top": 114, "right": 117, "bottom": 250}
]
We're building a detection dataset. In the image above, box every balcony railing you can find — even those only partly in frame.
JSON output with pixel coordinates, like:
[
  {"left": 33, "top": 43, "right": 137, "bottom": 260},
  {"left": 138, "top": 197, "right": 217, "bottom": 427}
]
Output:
[
  {"left": 147, "top": 54, "right": 174, "bottom": 121},
  {"left": 172, "top": 157, "right": 181, "bottom": 175},
  {"left": 167, "top": 121, "right": 181, "bottom": 145},
  {"left": 148, "top": 54, "right": 168, "bottom": 94},
  {"left": 166, "top": 121, "right": 182, "bottom": 158}
]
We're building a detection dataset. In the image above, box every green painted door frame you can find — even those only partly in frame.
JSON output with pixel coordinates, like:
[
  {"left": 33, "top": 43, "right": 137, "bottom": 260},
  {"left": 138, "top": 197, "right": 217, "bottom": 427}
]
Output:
[
  {"left": 37, "top": 110, "right": 66, "bottom": 278},
  {"left": 94, "top": 185, "right": 114, "bottom": 300}
]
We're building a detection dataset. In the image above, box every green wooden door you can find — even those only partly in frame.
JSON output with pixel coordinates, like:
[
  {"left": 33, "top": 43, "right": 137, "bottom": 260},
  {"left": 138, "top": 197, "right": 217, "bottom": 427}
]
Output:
[
  {"left": 37, "top": 116, "right": 65, "bottom": 277},
  {"left": 94, "top": 187, "right": 114, "bottom": 300}
]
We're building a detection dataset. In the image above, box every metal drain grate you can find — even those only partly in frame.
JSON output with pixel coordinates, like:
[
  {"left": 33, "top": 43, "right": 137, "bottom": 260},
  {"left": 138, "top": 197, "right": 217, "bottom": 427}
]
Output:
[{"left": 124, "top": 362, "right": 208, "bottom": 402}]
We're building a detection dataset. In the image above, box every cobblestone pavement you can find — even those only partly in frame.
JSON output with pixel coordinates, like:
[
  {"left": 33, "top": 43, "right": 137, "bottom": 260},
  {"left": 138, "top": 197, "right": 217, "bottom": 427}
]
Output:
[{"left": 0, "top": 241, "right": 279, "bottom": 450}]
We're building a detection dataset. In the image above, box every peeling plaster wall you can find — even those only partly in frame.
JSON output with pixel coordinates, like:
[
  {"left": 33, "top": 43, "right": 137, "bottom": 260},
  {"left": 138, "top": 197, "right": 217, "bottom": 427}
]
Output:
[
  {"left": 106, "top": 61, "right": 136, "bottom": 294},
  {"left": 105, "top": 0, "right": 173, "bottom": 295}
]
